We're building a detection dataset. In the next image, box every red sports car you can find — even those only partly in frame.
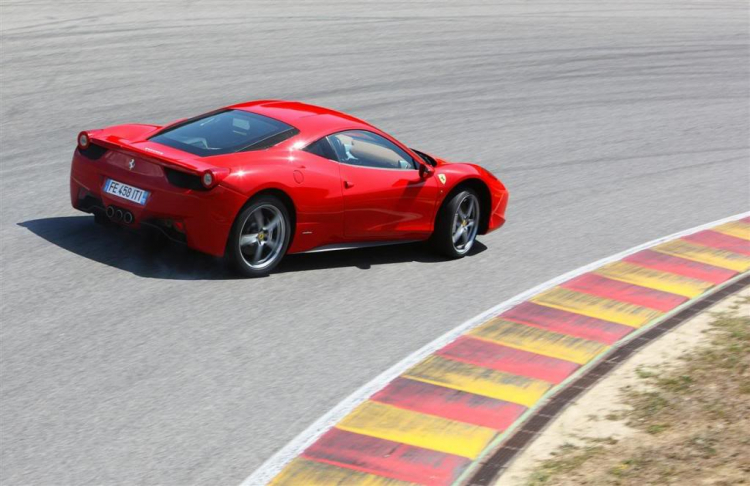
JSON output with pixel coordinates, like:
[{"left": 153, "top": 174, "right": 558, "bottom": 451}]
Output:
[{"left": 70, "top": 101, "right": 508, "bottom": 277}]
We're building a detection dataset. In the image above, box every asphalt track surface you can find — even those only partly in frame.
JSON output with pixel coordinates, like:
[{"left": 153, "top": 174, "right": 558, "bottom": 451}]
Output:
[{"left": 1, "top": 1, "right": 748, "bottom": 485}]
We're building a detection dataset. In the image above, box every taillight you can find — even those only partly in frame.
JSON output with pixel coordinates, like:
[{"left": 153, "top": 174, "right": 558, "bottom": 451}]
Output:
[
  {"left": 201, "top": 168, "right": 230, "bottom": 189},
  {"left": 201, "top": 171, "right": 214, "bottom": 188},
  {"left": 77, "top": 131, "right": 90, "bottom": 150}
]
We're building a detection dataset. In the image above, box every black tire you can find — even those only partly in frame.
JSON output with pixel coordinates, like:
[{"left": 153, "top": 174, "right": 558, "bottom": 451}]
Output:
[
  {"left": 431, "top": 189, "right": 481, "bottom": 259},
  {"left": 226, "top": 195, "right": 291, "bottom": 277}
]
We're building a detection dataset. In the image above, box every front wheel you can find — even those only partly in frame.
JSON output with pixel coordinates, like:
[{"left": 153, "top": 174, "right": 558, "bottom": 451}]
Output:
[
  {"left": 226, "top": 195, "right": 291, "bottom": 277},
  {"left": 431, "top": 189, "right": 480, "bottom": 259}
]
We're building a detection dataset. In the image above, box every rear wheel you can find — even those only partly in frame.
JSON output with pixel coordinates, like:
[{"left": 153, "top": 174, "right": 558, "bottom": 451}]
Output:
[
  {"left": 226, "top": 195, "right": 291, "bottom": 277},
  {"left": 431, "top": 189, "right": 480, "bottom": 258}
]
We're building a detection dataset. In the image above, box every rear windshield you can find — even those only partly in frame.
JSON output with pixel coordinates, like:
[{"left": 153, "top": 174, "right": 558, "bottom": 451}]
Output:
[{"left": 149, "top": 109, "right": 297, "bottom": 157}]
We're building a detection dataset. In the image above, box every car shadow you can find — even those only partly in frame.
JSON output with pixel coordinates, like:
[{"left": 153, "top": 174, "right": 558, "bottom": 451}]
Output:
[{"left": 18, "top": 216, "right": 486, "bottom": 280}]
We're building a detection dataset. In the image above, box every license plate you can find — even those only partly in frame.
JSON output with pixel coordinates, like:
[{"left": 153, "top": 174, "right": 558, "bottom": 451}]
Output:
[{"left": 104, "top": 179, "right": 149, "bottom": 205}]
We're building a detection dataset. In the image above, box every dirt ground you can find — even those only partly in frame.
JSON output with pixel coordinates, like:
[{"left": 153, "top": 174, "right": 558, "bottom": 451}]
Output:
[{"left": 499, "top": 286, "right": 750, "bottom": 486}]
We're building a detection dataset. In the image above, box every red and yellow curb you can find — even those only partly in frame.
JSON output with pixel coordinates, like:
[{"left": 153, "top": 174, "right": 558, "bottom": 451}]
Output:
[{"left": 267, "top": 217, "right": 750, "bottom": 485}]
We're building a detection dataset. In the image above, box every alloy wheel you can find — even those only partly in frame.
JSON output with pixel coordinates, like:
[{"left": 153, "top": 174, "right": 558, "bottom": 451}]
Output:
[
  {"left": 238, "top": 204, "right": 286, "bottom": 269},
  {"left": 452, "top": 193, "right": 479, "bottom": 254}
]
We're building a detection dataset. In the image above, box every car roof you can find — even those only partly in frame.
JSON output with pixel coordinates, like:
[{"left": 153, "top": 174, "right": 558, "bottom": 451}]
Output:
[{"left": 227, "top": 100, "right": 375, "bottom": 137}]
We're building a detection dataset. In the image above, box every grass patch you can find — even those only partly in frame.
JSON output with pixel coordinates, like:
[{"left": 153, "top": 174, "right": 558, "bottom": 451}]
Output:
[
  {"left": 604, "top": 411, "right": 623, "bottom": 421},
  {"left": 527, "top": 444, "right": 605, "bottom": 486},
  {"left": 645, "top": 423, "right": 669, "bottom": 435},
  {"left": 634, "top": 365, "right": 659, "bottom": 379}
]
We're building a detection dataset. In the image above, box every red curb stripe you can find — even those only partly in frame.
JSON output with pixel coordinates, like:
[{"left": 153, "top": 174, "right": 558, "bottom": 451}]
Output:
[
  {"left": 741, "top": 216, "right": 750, "bottom": 224},
  {"left": 302, "top": 428, "right": 470, "bottom": 485},
  {"left": 501, "top": 301, "right": 633, "bottom": 345},
  {"left": 623, "top": 249, "right": 737, "bottom": 284},
  {"left": 560, "top": 273, "right": 687, "bottom": 312},
  {"left": 371, "top": 377, "right": 526, "bottom": 431},
  {"left": 682, "top": 230, "right": 750, "bottom": 256},
  {"left": 437, "top": 336, "right": 578, "bottom": 384}
]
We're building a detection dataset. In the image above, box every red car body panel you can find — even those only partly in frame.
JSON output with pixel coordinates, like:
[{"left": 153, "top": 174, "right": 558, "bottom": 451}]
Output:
[{"left": 70, "top": 100, "right": 508, "bottom": 257}]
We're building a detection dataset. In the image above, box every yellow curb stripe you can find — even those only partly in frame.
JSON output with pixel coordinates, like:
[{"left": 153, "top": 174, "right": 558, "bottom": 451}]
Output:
[
  {"left": 530, "top": 287, "right": 662, "bottom": 328},
  {"left": 270, "top": 457, "right": 415, "bottom": 485},
  {"left": 337, "top": 401, "right": 496, "bottom": 460},
  {"left": 593, "top": 261, "right": 713, "bottom": 298},
  {"left": 652, "top": 239, "right": 750, "bottom": 272},
  {"left": 469, "top": 318, "right": 607, "bottom": 365},
  {"left": 402, "top": 355, "right": 552, "bottom": 407},
  {"left": 712, "top": 220, "right": 750, "bottom": 241}
]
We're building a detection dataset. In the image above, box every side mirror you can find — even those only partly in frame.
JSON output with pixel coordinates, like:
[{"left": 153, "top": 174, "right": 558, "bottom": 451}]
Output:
[{"left": 419, "top": 164, "right": 434, "bottom": 178}]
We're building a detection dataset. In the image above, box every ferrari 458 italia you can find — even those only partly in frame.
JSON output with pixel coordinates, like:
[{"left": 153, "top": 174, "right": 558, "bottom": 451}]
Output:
[{"left": 70, "top": 100, "right": 508, "bottom": 276}]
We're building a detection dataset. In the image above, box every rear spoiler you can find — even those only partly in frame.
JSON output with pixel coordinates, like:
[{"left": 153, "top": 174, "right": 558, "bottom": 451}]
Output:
[{"left": 83, "top": 130, "right": 229, "bottom": 187}]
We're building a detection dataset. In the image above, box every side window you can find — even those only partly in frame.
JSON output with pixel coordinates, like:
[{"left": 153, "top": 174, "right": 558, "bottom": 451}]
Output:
[
  {"left": 303, "top": 138, "right": 337, "bottom": 161},
  {"left": 327, "top": 130, "right": 416, "bottom": 170}
]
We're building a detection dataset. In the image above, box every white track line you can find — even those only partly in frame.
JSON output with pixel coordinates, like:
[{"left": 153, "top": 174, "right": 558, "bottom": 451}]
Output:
[{"left": 240, "top": 211, "right": 750, "bottom": 486}]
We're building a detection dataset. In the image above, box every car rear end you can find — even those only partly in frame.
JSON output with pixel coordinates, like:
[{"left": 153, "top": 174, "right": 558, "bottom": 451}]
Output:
[{"left": 70, "top": 129, "right": 247, "bottom": 257}]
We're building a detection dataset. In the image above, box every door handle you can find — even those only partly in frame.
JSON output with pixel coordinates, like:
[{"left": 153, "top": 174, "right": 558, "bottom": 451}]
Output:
[{"left": 344, "top": 180, "right": 354, "bottom": 189}]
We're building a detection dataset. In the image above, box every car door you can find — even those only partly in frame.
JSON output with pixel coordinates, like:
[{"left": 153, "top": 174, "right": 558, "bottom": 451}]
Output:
[{"left": 326, "top": 130, "right": 439, "bottom": 240}]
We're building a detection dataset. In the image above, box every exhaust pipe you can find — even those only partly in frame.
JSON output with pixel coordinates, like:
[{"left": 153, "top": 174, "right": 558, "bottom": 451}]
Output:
[
  {"left": 113, "top": 209, "right": 123, "bottom": 222},
  {"left": 106, "top": 206, "right": 115, "bottom": 219},
  {"left": 123, "top": 211, "right": 134, "bottom": 224}
]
